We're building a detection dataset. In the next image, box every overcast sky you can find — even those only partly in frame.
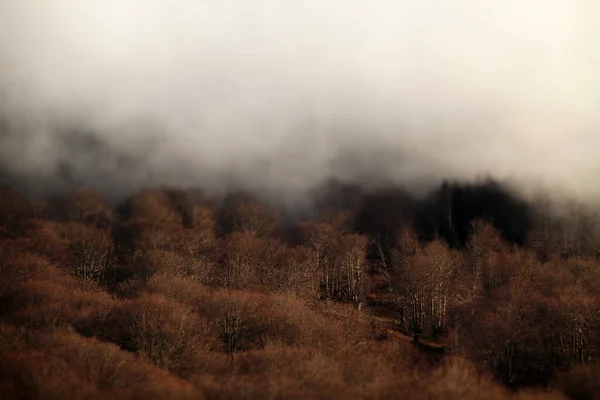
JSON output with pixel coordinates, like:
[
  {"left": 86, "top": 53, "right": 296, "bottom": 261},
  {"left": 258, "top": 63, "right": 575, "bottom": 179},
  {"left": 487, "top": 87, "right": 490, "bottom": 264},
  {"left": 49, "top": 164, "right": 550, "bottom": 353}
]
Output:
[{"left": 1, "top": 0, "right": 599, "bottom": 205}]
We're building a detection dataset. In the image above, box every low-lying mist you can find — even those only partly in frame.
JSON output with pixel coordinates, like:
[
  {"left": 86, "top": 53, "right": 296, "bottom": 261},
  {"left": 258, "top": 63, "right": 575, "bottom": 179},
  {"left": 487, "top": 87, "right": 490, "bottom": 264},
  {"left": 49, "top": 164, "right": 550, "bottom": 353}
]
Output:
[{"left": 1, "top": 0, "right": 599, "bottom": 209}]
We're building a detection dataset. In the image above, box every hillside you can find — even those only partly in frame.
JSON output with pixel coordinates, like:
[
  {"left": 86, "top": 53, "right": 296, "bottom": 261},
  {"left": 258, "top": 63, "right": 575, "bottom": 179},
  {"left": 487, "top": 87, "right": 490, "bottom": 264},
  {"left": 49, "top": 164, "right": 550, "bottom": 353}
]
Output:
[{"left": 1, "top": 182, "right": 599, "bottom": 399}]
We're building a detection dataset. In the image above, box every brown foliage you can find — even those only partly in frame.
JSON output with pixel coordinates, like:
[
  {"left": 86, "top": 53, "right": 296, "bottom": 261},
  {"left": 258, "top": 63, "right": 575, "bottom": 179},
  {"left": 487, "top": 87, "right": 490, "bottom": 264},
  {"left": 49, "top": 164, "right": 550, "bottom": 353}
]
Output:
[
  {"left": 148, "top": 279, "right": 356, "bottom": 355},
  {"left": 0, "top": 253, "right": 116, "bottom": 334},
  {"left": 4, "top": 275, "right": 116, "bottom": 334},
  {"left": 0, "top": 188, "right": 35, "bottom": 238},
  {"left": 198, "top": 290, "right": 328, "bottom": 353},
  {"left": 0, "top": 327, "right": 200, "bottom": 400},
  {"left": 57, "top": 188, "right": 113, "bottom": 229},
  {"left": 60, "top": 222, "right": 115, "bottom": 281},
  {"left": 100, "top": 294, "right": 213, "bottom": 377},
  {"left": 214, "top": 231, "right": 261, "bottom": 289},
  {"left": 112, "top": 189, "right": 196, "bottom": 258},
  {"left": 392, "top": 240, "right": 461, "bottom": 335},
  {"left": 557, "top": 364, "right": 600, "bottom": 400},
  {"left": 299, "top": 221, "right": 369, "bottom": 302},
  {"left": 266, "top": 244, "right": 318, "bottom": 297},
  {"left": 2, "top": 185, "right": 600, "bottom": 399},
  {"left": 146, "top": 275, "right": 213, "bottom": 307},
  {"left": 130, "top": 249, "right": 214, "bottom": 283},
  {"left": 212, "top": 233, "right": 316, "bottom": 294},
  {"left": 0, "top": 220, "right": 71, "bottom": 264},
  {"left": 465, "top": 220, "right": 511, "bottom": 297},
  {"left": 218, "top": 192, "right": 281, "bottom": 238},
  {"left": 166, "top": 189, "right": 218, "bottom": 235},
  {"left": 124, "top": 189, "right": 183, "bottom": 228}
]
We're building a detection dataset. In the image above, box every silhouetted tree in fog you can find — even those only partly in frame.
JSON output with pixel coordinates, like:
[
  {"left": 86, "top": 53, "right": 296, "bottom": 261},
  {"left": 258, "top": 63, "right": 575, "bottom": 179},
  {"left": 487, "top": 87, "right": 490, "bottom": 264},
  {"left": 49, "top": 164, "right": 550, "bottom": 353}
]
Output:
[
  {"left": 416, "top": 180, "right": 531, "bottom": 248},
  {"left": 354, "top": 187, "right": 416, "bottom": 266},
  {"left": 217, "top": 192, "right": 281, "bottom": 238},
  {"left": 54, "top": 188, "right": 113, "bottom": 229}
]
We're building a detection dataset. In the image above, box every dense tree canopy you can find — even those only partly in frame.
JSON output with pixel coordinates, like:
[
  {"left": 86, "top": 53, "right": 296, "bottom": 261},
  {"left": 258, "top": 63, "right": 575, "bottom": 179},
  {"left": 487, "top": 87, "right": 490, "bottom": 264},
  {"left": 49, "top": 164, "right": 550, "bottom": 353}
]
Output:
[{"left": 1, "top": 180, "right": 599, "bottom": 399}]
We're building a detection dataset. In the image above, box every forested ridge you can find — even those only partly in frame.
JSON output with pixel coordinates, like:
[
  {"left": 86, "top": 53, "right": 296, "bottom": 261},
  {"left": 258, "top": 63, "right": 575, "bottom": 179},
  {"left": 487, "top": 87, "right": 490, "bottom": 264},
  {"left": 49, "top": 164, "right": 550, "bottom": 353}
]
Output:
[{"left": 1, "top": 179, "right": 600, "bottom": 399}]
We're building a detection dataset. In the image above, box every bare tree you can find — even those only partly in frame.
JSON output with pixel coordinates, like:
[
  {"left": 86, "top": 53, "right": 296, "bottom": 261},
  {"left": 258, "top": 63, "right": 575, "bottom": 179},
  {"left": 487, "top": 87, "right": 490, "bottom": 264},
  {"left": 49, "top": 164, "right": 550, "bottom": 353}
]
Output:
[
  {"left": 218, "top": 192, "right": 280, "bottom": 238},
  {"left": 106, "top": 294, "right": 211, "bottom": 375},
  {"left": 299, "top": 220, "right": 338, "bottom": 299},
  {"left": 550, "top": 283, "right": 597, "bottom": 367},
  {"left": 216, "top": 232, "right": 259, "bottom": 289},
  {"left": 393, "top": 240, "right": 458, "bottom": 335},
  {"left": 299, "top": 221, "right": 368, "bottom": 303},
  {"left": 465, "top": 220, "right": 507, "bottom": 299},
  {"left": 60, "top": 188, "right": 113, "bottom": 229},
  {"left": 333, "top": 233, "right": 369, "bottom": 304},
  {"left": 63, "top": 223, "right": 114, "bottom": 282}
]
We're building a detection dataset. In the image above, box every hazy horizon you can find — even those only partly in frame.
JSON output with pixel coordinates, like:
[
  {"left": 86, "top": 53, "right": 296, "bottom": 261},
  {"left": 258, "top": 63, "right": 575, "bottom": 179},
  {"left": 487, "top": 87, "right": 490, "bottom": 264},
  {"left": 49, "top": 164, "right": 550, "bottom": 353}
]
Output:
[{"left": 1, "top": 0, "right": 599, "bottom": 207}]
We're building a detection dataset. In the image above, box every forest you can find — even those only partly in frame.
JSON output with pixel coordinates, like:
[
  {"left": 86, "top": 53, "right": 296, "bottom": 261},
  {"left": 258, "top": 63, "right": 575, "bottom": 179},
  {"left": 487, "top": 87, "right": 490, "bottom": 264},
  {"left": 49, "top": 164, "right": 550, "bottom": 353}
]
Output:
[{"left": 1, "top": 179, "right": 600, "bottom": 400}]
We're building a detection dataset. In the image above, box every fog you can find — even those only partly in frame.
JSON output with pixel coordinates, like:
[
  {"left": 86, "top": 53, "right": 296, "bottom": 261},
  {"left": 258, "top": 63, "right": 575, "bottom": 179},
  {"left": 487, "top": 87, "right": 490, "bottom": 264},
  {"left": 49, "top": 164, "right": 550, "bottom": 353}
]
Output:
[{"left": 1, "top": 0, "right": 599, "bottom": 206}]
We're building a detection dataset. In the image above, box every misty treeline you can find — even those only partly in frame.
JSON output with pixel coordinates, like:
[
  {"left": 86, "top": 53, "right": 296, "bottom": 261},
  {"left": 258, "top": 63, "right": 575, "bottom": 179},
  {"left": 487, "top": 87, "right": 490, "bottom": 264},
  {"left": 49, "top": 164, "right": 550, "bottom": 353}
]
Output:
[{"left": 1, "top": 179, "right": 600, "bottom": 400}]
